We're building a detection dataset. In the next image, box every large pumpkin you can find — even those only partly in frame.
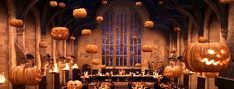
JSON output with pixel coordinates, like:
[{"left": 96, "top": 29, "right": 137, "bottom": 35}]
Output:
[
  {"left": 91, "top": 59, "right": 100, "bottom": 65},
  {"left": 142, "top": 45, "right": 153, "bottom": 52},
  {"left": 86, "top": 45, "right": 98, "bottom": 53},
  {"left": 51, "top": 27, "right": 69, "bottom": 40},
  {"left": 9, "top": 19, "right": 24, "bottom": 27},
  {"left": 73, "top": 8, "right": 87, "bottom": 19},
  {"left": 9, "top": 66, "right": 42, "bottom": 85},
  {"left": 163, "top": 61, "right": 182, "bottom": 78},
  {"left": 67, "top": 80, "right": 83, "bottom": 89},
  {"left": 184, "top": 42, "right": 230, "bottom": 72},
  {"left": 81, "top": 29, "right": 91, "bottom": 36},
  {"left": 144, "top": 21, "right": 154, "bottom": 29}
]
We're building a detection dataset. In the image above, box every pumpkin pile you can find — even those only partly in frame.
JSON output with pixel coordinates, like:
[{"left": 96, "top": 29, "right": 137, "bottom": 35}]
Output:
[
  {"left": 9, "top": 66, "right": 42, "bottom": 85},
  {"left": 67, "top": 80, "right": 83, "bottom": 89}
]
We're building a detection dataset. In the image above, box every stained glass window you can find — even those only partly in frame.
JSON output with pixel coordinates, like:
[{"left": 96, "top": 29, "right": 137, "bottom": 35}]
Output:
[{"left": 102, "top": 7, "right": 142, "bottom": 67}]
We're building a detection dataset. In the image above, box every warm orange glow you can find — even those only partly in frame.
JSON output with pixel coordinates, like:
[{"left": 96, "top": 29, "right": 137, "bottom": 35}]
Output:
[
  {"left": 50, "top": 63, "right": 59, "bottom": 73},
  {"left": 221, "top": 49, "right": 226, "bottom": 54},
  {"left": 216, "top": 54, "right": 221, "bottom": 58},
  {"left": 72, "top": 64, "right": 78, "bottom": 69},
  {"left": 63, "top": 63, "right": 70, "bottom": 70},
  {"left": 201, "top": 58, "right": 208, "bottom": 63},
  {"left": 207, "top": 49, "right": 215, "bottom": 54},
  {"left": 0, "top": 73, "right": 5, "bottom": 84}
]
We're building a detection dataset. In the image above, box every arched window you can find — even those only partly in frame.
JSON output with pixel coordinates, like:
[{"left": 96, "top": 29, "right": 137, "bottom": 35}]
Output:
[{"left": 101, "top": 5, "right": 142, "bottom": 67}]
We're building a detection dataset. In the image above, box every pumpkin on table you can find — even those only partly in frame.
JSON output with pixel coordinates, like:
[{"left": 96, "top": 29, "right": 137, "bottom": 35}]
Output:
[
  {"left": 51, "top": 27, "right": 69, "bottom": 40},
  {"left": 67, "top": 80, "right": 83, "bottom": 89}
]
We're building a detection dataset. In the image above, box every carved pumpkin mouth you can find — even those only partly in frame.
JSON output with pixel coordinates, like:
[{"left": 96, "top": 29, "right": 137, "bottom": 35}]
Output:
[{"left": 200, "top": 58, "right": 229, "bottom": 66}]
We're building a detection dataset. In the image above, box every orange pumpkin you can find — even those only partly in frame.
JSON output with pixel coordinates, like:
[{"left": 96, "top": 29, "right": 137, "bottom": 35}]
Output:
[
  {"left": 135, "top": 2, "right": 142, "bottom": 6},
  {"left": 73, "top": 8, "right": 87, "bottom": 19},
  {"left": 39, "top": 40, "right": 47, "bottom": 48},
  {"left": 96, "top": 16, "right": 104, "bottom": 24},
  {"left": 135, "top": 63, "right": 141, "bottom": 67},
  {"left": 58, "top": 2, "right": 66, "bottom": 8},
  {"left": 50, "top": 1, "right": 58, "bottom": 7},
  {"left": 144, "top": 21, "right": 154, "bottom": 29},
  {"left": 70, "top": 36, "right": 76, "bottom": 40},
  {"left": 100, "top": 65, "right": 106, "bottom": 69},
  {"left": 85, "top": 45, "right": 98, "bottom": 53},
  {"left": 67, "top": 80, "right": 83, "bottom": 89},
  {"left": 81, "top": 29, "right": 91, "bottom": 36},
  {"left": 9, "top": 19, "right": 24, "bottom": 27},
  {"left": 174, "top": 27, "right": 180, "bottom": 32},
  {"left": 184, "top": 42, "right": 230, "bottom": 72},
  {"left": 198, "top": 37, "right": 208, "bottom": 43},
  {"left": 220, "top": 0, "right": 234, "bottom": 4},
  {"left": 163, "top": 61, "right": 182, "bottom": 78},
  {"left": 102, "top": 0, "right": 108, "bottom": 5},
  {"left": 9, "top": 66, "right": 42, "bottom": 85},
  {"left": 142, "top": 45, "right": 153, "bottom": 52},
  {"left": 51, "top": 27, "right": 69, "bottom": 40},
  {"left": 91, "top": 59, "right": 100, "bottom": 65}
]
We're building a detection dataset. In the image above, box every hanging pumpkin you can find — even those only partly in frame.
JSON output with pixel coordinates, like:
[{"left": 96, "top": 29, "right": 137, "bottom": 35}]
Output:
[
  {"left": 67, "top": 80, "right": 83, "bottom": 89},
  {"left": 58, "top": 2, "right": 66, "bottom": 8},
  {"left": 135, "top": 2, "right": 142, "bottom": 6},
  {"left": 39, "top": 40, "right": 47, "bottom": 48},
  {"left": 73, "top": 8, "right": 87, "bottom": 19},
  {"left": 174, "top": 27, "right": 180, "bottom": 32},
  {"left": 184, "top": 42, "right": 230, "bottom": 72},
  {"left": 220, "top": 0, "right": 234, "bottom": 4},
  {"left": 91, "top": 59, "right": 100, "bottom": 65},
  {"left": 102, "top": 0, "right": 108, "bottom": 5},
  {"left": 85, "top": 45, "right": 98, "bottom": 53},
  {"left": 198, "top": 37, "right": 208, "bottom": 43},
  {"left": 49, "top": 1, "right": 58, "bottom": 7},
  {"left": 144, "top": 21, "right": 154, "bottom": 29},
  {"left": 135, "top": 63, "right": 141, "bottom": 67},
  {"left": 9, "top": 66, "right": 42, "bottom": 85},
  {"left": 9, "top": 19, "right": 24, "bottom": 27},
  {"left": 51, "top": 27, "right": 69, "bottom": 40},
  {"left": 81, "top": 29, "right": 91, "bottom": 36},
  {"left": 96, "top": 16, "right": 104, "bottom": 24},
  {"left": 100, "top": 65, "right": 106, "bottom": 69},
  {"left": 70, "top": 36, "right": 76, "bottom": 40},
  {"left": 142, "top": 45, "right": 153, "bottom": 52}
]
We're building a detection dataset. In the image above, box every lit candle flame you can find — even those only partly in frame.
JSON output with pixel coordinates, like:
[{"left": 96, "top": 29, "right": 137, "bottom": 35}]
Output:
[
  {"left": 72, "top": 64, "right": 78, "bottom": 69},
  {"left": 207, "top": 49, "right": 215, "bottom": 54},
  {"left": 50, "top": 63, "right": 59, "bottom": 73},
  {"left": 62, "top": 63, "right": 70, "bottom": 70}
]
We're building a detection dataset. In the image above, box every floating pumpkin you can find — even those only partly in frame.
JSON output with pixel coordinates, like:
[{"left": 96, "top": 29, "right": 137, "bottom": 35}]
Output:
[
  {"left": 142, "top": 45, "right": 153, "bottom": 52},
  {"left": 198, "top": 37, "right": 208, "bottom": 43},
  {"left": 39, "top": 40, "right": 47, "bottom": 48},
  {"left": 135, "top": 2, "right": 142, "bottom": 6},
  {"left": 58, "top": 2, "right": 66, "bottom": 8},
  {"left": 135, "top": 63, "right": 141, "bottom": 67},
  {"left": 70, "top": 36, "right": 76, "bottom": 40},
  {"left": 85, "top": 45, "right": 98, "bottom": 53},
  {"left": 100, "top": 65, "right": 106, "bottom": 69},
  {"left": 9, "top": 66, "right": 42, "bottom": 85},
  {"left": 81, "top": 29, "right": 91, "bottom": 36},
  {"left": 96, "top": 16, "right": 104, "bottom": 23},
  {"left": 220, "top": 0, "right": 234, "bottom": 4},
  {"left": 163, "top": 64, "right": 182, "bottom": 78},
  {"left": 51, "top": 27, "right": 69, "bottom": 40},
  {"left": 67, "top": 80, "right": 83, "bottom": 89},
  {"left": 9, "top": 19, "right": 24, "bottom": 27},
  {"left": 91, "top": 59, "right": 100, "bottom": 65},
  {"left": 73, "top": 8, "right": 87, "bottom": 19},
  {"left": 102, "top": 0, "right": 108, "bottom": 5},
  {"left": 50, "top": 1, "right": 58, "bottom": 7},
  {"left": 174, "top": 27, "right": 180, "bottom": 32},
  {"left": 144, "top": 21, "right": 154, "bottom": 29},
  {"left": 184, "top": 42, "right": 230, "bottom": 72}
]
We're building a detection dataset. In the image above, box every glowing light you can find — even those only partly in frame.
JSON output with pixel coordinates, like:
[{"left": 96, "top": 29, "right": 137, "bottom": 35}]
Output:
[
  {"left": 0, "top": 73, "right": 5, "bottom": 84},
  {"left": 213, "top": 61, "right": 220, "bottom": 66},
  {"left": 62, "top": 63, "right": 70, "bottom": 70},
  {"left": 201, "top": 58, "right": 208, "bottom": 63},
  {"left": 216, "top": 54, "right": 221, "bottom": 58},
  {"left": 221, "top": 49, "right": 226, "bottom": 54},
  {"left": 205, "top": 61, "right": 212, "bottom": 65},
  {"left": 72, "top": 64, "right": 78, "bottom": 69},
  {"left": 50, "top": 63, "right": 59, "bottom": 73},
  {"left": 59, "top": 35, "right": 61, "bottom": 37},
  {"left": 207, "top": 49, "right": 215, "bottom": 54}
]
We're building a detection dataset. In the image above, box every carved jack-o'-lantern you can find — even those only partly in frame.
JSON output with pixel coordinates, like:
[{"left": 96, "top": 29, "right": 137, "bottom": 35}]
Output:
[
  {"left": 91, "top": 59, "right": 100, "bottom": 65},
  {"left": 9, "top": 66, "right": 42, "bottom": 85},
  {"left": 81, "top": 29, "right": 91, "bottom": 36},
  {"left": 39, "top": 40, "right": 47, "bottom": 48},
  {"left": 51, "top": 27, "right": 69, "bottom": 40},
  {"left": 184, "top": 42, "right": 230, "bottom": 72},
  {"left": 85, "top": 45, "right": 98, "bottom": 53},
  {"left": 58, "top": 2, "right": 66, "bottom": 8},
  {"left": 96, "top": 16, "right": 104, "bottom": 23},
  {"left": 50, "top": 1, "right": 58, "bottom": 7},
  {"left": 220, "top": 0, "right": 234, "bottom": 4},
  {"left": 163, "top": 65, "right": 182, "bottom": 78},
  {"left": 73, "top": 8, "right": 87, "bottom": 19},
  {"left": 144, "top": 21, "right": 154, "bottom": 29},
  {"left": 142, "top": 45, "right": 153, "bottom": 52},
  {"left": 135, "top": 2, "right": 142, "bottom": 6},
  {"left": 9, "top": 19, "right": 24, "bottom": 27},
  {"left": 67, "top": 80, "right": 83, "bottom": 89}
]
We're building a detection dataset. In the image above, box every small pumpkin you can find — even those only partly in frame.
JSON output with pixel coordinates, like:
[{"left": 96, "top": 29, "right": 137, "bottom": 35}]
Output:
[
  {"left": 102, "top": 0, "right": 108, "bottom": 5},
  {"left": 204, "top": 72, "right": 219, "bottom": 78},
  {"left": 9, "top": 19, "right": 24, "bottom": 27},
  {"left": 81, "top": 29, "right": 91, "bottom": 36},
  {"left": 39, "top": 40, "right": 47, "bottom": 48},
  {"left": 144, "top": 21, "right": 154, "bottom": 29},
  {"left": 198, "top": 37, "right": 208, "bottom": 43},
  {"left": 67, "top": 80, "right": 83, "bottom": 89},
  {"left": 51, "top": 27, "right": 69, "bottom": 40},
  {"left": 174, "top": 27, "right": 180, "bottom": 32},
  {"left": 135, "top": 63, "right": 141, "bottom": 67},
  {"left": 49, "top": 1, "right": 58, "bottom": 7},
  {"left": 58, "top": 2, "right": 66, "bottom": 8},
  {"left": 163, "top": 61, "right": 182, "bottom": 78},
  {"left": 70, "top": 36, "right": 76, "bottom": 40},
  {"left": 96, "top": 16, "right": 104, "bottom": 24},
  {"left": 73, "top": 8, "right": 87, "bottom": 19},
  {"left": 135, "top": 2, "right": 142, "bottom": 6},
  {"left": 142, "top": 45, "right": 153, "bottom": 52},
  {"left": 85, "top": 45, "right": 98, "bottom": 53}
]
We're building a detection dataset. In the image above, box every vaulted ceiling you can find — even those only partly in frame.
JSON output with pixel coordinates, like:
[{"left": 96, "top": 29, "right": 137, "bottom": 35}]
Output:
[{"left": 14, "top": 0, "right": 229, "bottom": 39}]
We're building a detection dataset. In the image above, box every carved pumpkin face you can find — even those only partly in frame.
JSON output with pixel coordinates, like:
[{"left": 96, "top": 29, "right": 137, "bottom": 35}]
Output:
[
  {"left": 184, "top": 42, "right": 230, "bottom": 72},
  {"left": 67, "top": 80, "right": 83, "bottom": 89},
  {"left": 51, "top": 27, "right": 69, "bottom": 40}
]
